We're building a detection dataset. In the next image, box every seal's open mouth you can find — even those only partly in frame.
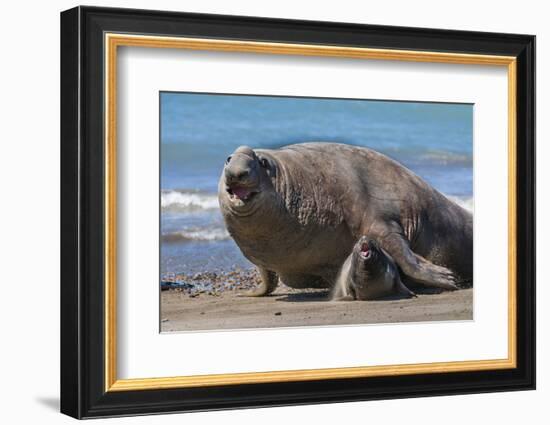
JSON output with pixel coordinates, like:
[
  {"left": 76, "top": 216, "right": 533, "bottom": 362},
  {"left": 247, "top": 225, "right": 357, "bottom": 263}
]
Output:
[
  {"left": 359, "top": 242, "right": 371, "bottom": 259},
  {"left": 226, "top": 185, "right": 258, "bottom": 202}
]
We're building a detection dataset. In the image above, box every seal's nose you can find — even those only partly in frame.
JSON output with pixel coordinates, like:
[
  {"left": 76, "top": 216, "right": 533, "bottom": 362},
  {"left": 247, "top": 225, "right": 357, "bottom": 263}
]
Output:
[
  {"left": 225, "top": 166, "right": 249, "bottom": 183},
  {"left": 235, "top": 169, "right": 249, "bottom": 180},
  {"left": 358, "top": 236, "right": 369, "bottom": 245}
]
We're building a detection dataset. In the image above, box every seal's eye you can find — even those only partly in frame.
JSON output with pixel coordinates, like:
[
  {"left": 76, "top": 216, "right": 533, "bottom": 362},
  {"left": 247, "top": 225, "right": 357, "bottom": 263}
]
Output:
[
  {"left": 259, "top": 158, "right": 269, "bottom": 169},
  {"left": 225, "top": 155, "right": 232, "bottom": 164}
]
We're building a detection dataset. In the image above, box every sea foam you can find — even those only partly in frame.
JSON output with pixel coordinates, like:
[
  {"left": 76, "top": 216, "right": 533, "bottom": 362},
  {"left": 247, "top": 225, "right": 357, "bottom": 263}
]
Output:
[
  {"left": 161, "top": 190, "right": 219, "bottom": 212},
  {"left": 446, "top": 195, "right": 473, "bottom": 212},
  {"left": 162, "top": 227, "right": 230, "bottom": 242}
]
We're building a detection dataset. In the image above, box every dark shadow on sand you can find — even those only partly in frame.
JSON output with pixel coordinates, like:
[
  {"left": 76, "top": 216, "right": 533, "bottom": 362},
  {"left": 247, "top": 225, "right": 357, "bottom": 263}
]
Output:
[
  {"left": 273, "top": 286, "right": 454, "bottom": 303},
  {"left": 275, "top": 291, "right": 331, "bottom": 302},
  {"left": 409, "top": 287, "right": 446, "bottom": 295}
]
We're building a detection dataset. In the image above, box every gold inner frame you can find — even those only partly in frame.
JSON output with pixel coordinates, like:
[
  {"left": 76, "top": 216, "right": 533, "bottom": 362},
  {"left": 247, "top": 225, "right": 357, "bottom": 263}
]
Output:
[{"left": 104, "top": 33, "right": 518, "bottom": 392}]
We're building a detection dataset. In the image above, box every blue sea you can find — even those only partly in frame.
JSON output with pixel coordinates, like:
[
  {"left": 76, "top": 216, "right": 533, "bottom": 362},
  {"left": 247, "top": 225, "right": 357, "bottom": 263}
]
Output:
[{"left": 160, "top": 92, "right": 473, "bottom": 276}]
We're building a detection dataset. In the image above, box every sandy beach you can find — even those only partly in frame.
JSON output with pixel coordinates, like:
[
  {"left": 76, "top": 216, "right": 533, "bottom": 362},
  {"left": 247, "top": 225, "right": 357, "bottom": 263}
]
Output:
[{"left": 161, "top": 284, "right": 473, "bottom": 332}]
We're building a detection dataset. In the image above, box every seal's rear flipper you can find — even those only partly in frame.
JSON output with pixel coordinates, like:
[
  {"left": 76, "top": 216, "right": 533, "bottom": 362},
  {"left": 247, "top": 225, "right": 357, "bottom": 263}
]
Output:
[{"left": 377, "top": 230, "right": 459, "bottom": 291}]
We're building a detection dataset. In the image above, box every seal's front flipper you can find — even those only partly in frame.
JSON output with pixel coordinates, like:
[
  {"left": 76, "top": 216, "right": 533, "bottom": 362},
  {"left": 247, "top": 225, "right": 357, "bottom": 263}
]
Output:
[
  {"left": 378, "top": 231, "right": 458, "bottom": 290},
  {"left": 332, "top": 295, "right": 355, "bottom": 301},
  {"left": 330, "top": 256, "right": 356, "bottom": 301},
  {"left": 330, "top": 276, "right": 354, "bottom": 301},
  {"left": 238, "top": 268, "right": 278, "bottom": 297},
  {"left": 394, "top": 275, "right": 417, "bottom": 298}
]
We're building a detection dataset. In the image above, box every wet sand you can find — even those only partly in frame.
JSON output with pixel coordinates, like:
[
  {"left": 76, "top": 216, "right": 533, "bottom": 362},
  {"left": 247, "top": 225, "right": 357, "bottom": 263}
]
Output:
[{"left": 161, "top": 286, "right": 473, "bottom": 332}]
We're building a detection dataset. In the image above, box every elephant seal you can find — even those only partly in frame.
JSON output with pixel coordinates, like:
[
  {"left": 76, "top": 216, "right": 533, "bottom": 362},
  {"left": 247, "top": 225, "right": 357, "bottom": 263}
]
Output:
[
  {"left": 218, "top": 143, "right": 472, "bottom": 296},
  {"left": 331, "top": 236, "right": 416, "bottom": 301}
]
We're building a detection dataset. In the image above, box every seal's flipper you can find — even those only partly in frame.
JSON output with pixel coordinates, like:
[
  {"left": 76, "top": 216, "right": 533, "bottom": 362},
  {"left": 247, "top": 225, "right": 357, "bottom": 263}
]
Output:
[
  {"left": 394, "top": 275, "right": 417, "bottom": 298},
  {"left": 330, "top": 256, "right": 356, "bottom": 301},
  {"left": 238, "top": 268, "right": 278, "bottom": 297},
  {"left": 378, "top": 231, "right": 458, "bottom": 290},
  {"left": 332, "top": 295, "right": 355, "bottom": 301},
  {"left": 331, "top": 280, "right": 355, "bottom": 301}
]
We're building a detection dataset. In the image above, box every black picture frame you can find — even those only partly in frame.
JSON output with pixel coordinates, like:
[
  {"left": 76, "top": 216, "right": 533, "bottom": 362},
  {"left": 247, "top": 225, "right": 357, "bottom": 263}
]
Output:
[{"left": 60, "top": 5, "right": 535, "bottom": 419}]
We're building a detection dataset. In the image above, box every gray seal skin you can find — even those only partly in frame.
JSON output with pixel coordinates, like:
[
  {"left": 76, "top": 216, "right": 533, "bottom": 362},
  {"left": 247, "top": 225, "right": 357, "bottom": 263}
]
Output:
[
  {"left": 218, "top": 143, "right": 473, "bottom": 297},
  {"left": 331, "top": 236, "right": 416, "bottom": 301}
]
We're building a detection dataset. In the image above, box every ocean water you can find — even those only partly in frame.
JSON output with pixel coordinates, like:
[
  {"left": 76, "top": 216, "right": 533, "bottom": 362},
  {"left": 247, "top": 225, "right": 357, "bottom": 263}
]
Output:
[{"left": 160, "top": 92, "right": 473, "bottom": 276}]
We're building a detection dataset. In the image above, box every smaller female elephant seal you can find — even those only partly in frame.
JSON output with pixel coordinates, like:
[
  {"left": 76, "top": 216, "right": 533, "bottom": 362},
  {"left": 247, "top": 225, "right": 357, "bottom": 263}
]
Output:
[{"left": 332, "top": 237, "right": 416, "bottom": 301}]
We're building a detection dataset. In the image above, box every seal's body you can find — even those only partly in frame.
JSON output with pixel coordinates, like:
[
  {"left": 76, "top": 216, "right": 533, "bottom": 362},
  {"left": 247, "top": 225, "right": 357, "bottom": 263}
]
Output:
[
  {"left": 218, "top": 143, "right": 472, "bottom": 296},
  {"left": 332, "top": 237, "right": 416, "bottom": 301}
]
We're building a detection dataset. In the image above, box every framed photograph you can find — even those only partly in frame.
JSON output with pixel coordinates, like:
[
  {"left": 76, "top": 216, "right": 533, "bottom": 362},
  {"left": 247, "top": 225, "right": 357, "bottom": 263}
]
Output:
[{"left": 60, "top": 6, "right": 535, "bottom": 419}]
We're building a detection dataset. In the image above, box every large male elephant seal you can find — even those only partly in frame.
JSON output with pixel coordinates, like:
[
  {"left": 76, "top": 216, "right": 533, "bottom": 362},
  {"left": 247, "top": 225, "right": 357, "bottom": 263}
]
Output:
[
  {"left": 218, "top": 143, "right": 472, "bottom": 296},
  {"left": 332, "top": 236, "right": 416, "bottom": 301}
]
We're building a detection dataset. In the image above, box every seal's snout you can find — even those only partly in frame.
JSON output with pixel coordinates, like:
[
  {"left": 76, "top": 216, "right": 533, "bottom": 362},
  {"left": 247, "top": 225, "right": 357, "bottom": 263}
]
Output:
[
  {"left": 223, "top": 147, "right": 262, "bottom": 203},
  {"left": 235, "top": 169, "right": 249, "bottom": 180},
  {"left": 224, "top": 166, "right": 249, "bottom": 184},
  {"left": 356, "top": 236, "right": 376, "bottom": 260},
  {"left": 360, "top": 242, "right": 371, "bottom": 259}
]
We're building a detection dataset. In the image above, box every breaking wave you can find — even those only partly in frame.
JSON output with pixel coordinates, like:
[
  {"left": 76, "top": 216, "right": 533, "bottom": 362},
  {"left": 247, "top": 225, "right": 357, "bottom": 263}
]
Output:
[
  {"left": 379, "top": 147, "right": 472, "bottom": 166},
  {"left": 446, "top": 195, "right": 473, "bottom": 212},
  {"left": 161, "top": 190, "right": 219, "bottom": 212},
  {"left": 415, "top": 150, "right": 472, "bottom": 165},
  {"left": 161, "top": 227, "right": 230, "bottom": 243}
]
